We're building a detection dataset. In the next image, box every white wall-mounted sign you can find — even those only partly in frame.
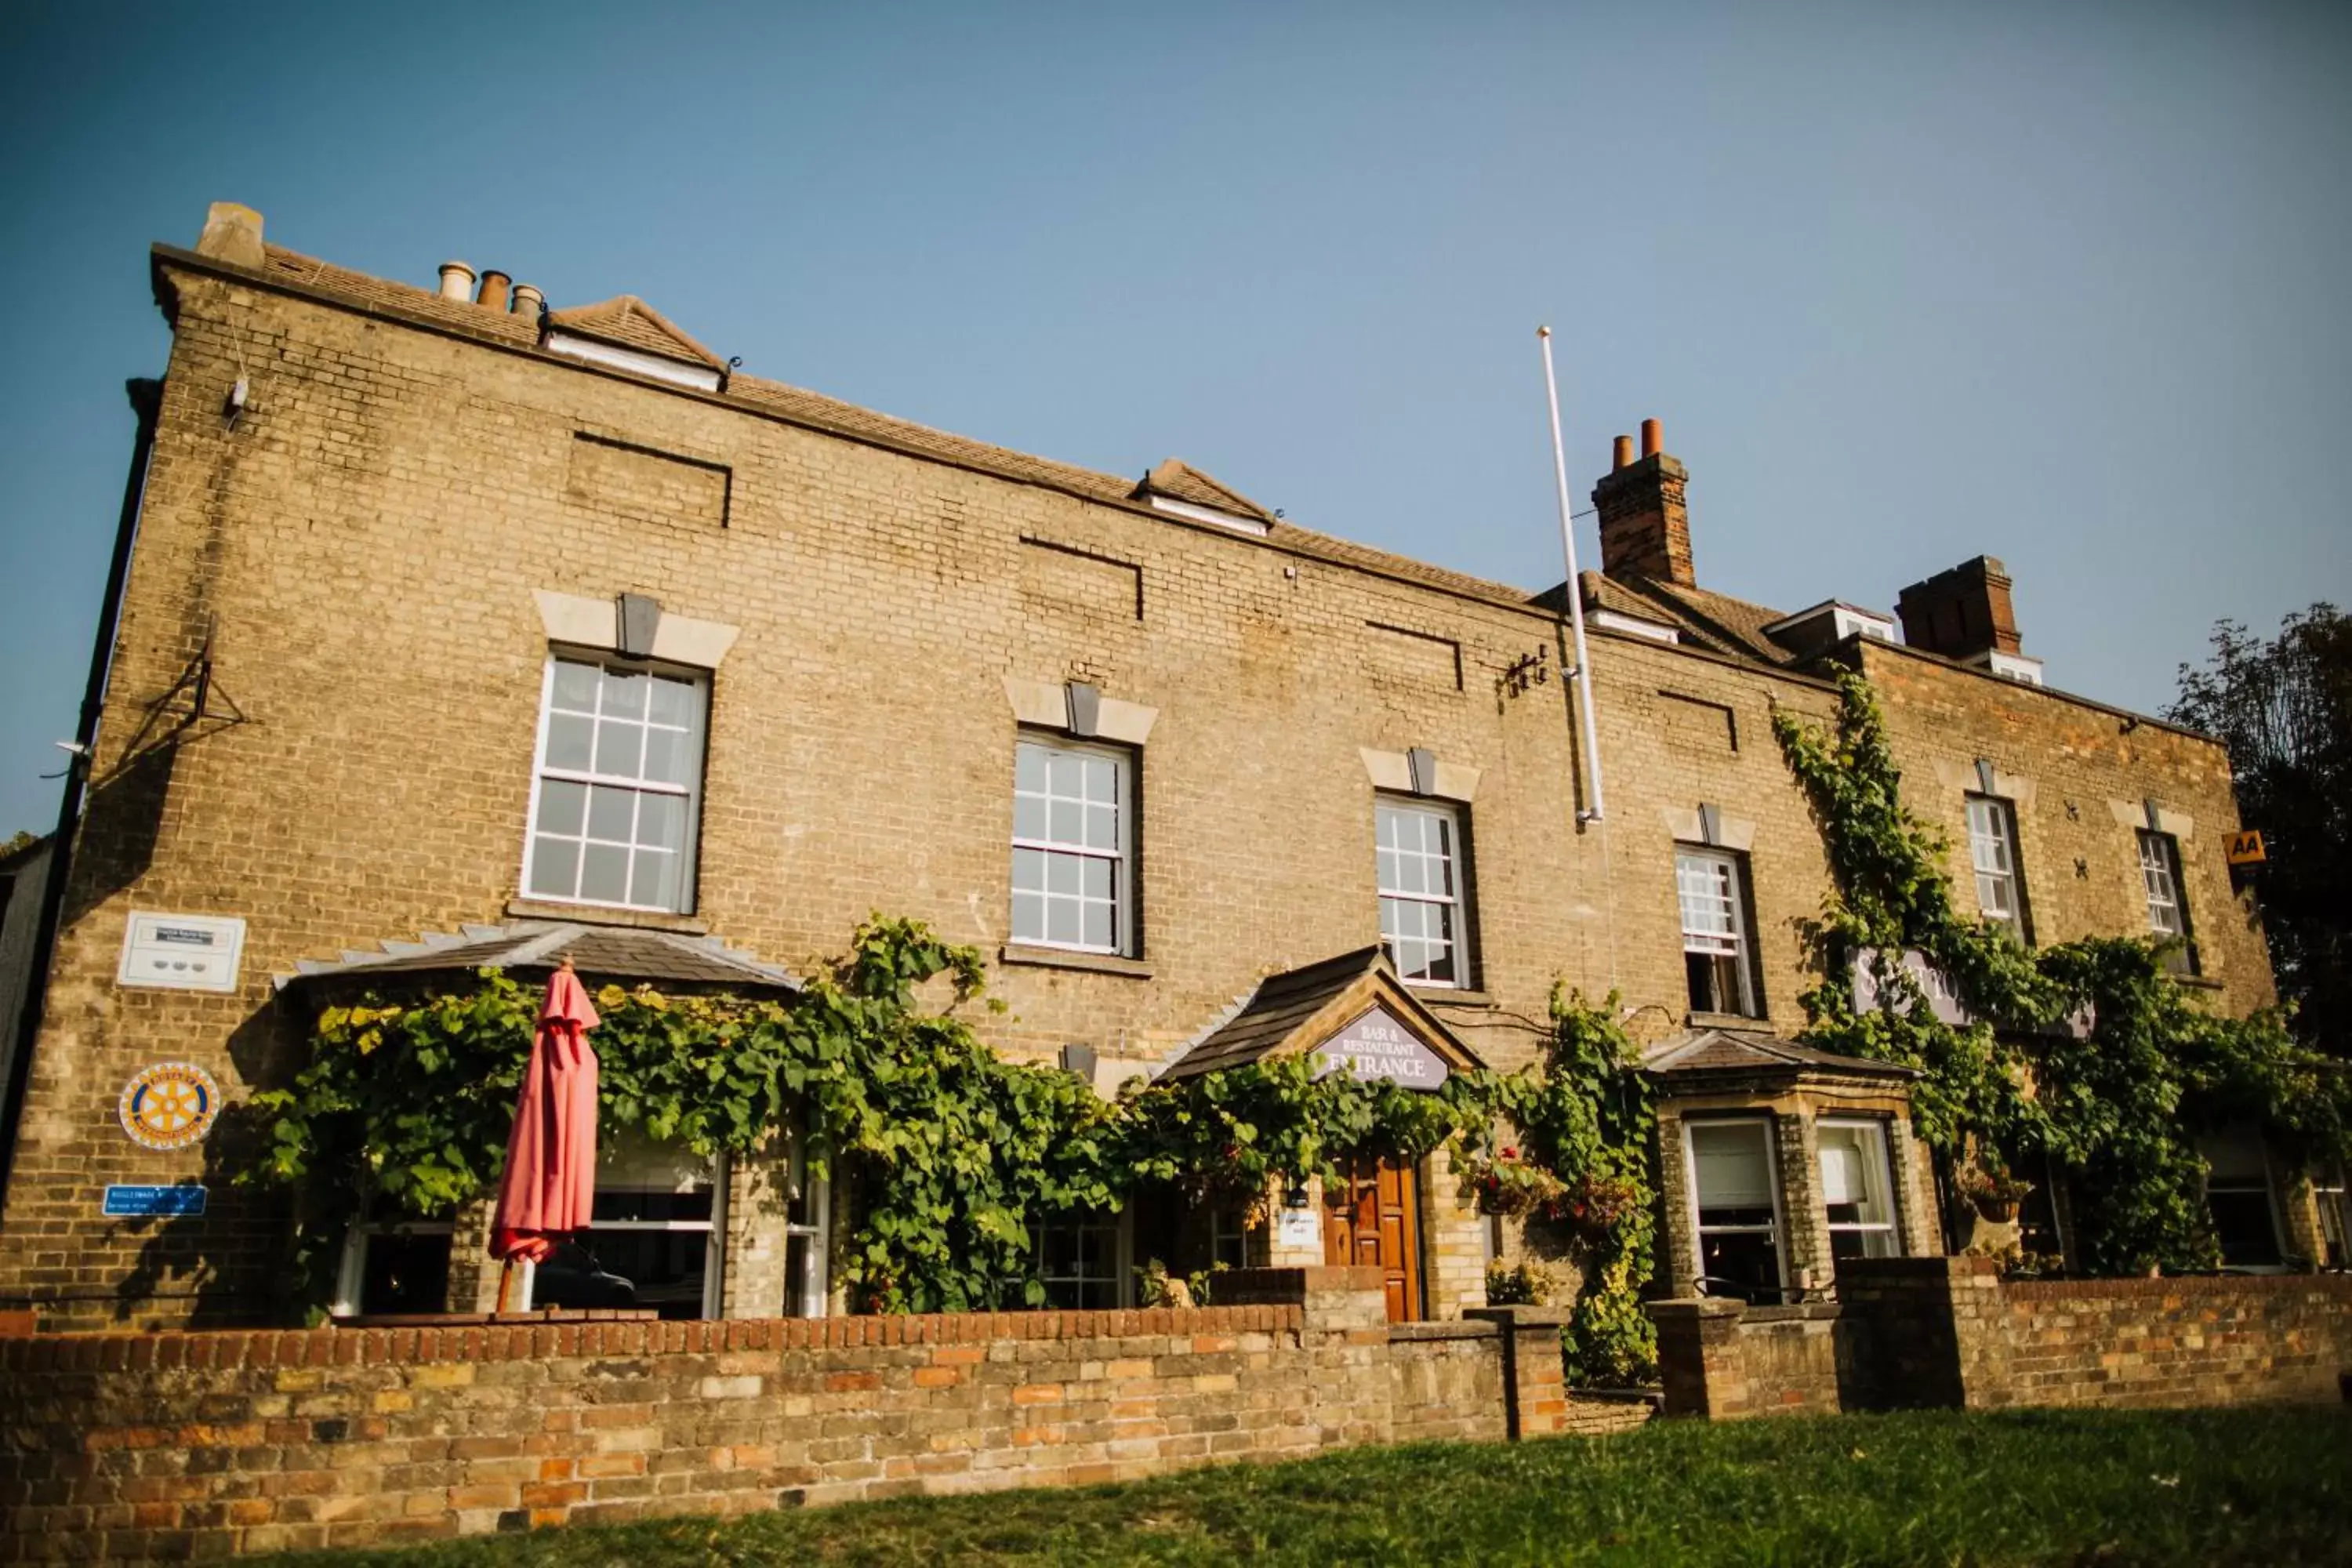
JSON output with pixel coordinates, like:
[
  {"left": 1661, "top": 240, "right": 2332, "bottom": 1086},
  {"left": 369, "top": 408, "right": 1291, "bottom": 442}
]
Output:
[
  {"left": 1276, "top": 1206, "right": 1321, "bottom": 1249},
  {"left": 117, "top": 912, "right": 245, "bottom": 993},
  {"left": 1310, "top": 1006, "right": 1450, "bottom": 1090}
]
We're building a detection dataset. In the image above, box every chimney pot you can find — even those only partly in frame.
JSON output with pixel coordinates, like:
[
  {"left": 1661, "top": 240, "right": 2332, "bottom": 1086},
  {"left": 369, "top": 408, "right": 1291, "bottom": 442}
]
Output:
[
  {"left": 1590, "top": 423, "right": 1695, "bottom": 586},
  {"left": 194, "top": 202, "right": 266, "bottom": 270},
  {"left": 510, "top": 282, "right": 545, "bottom": 317},
  {"left": 1641, "top": 418, "right": 1662, "bottom": 458},
  {"left": 476, "top": 270, "right": 511, "bottom": 311},
  {"left": 437, "top": 261, "right": 477, "bottom": 303}
]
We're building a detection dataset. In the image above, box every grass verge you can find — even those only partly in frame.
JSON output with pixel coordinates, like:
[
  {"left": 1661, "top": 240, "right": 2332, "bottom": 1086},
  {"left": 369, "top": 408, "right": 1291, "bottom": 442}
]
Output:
[{"left": 271, "top": 1405, "right": 2351, "bottom": 1566}]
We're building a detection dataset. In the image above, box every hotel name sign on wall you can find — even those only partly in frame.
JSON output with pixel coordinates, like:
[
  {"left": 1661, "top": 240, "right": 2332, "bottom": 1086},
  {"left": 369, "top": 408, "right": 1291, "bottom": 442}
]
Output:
[{"left": 1311, "top": 1006, "right": 1450, "bottom": 1090}]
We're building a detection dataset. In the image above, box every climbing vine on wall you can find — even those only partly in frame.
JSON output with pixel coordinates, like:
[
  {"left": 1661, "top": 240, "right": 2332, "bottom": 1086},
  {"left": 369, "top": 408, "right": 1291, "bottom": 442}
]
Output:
[
  {"left": 248, "top": 917, "right": 1523, "bottom": 1316},
  {"left": 1507, "top": 988, "right": 1659, "bottom": 1385},
  {"left": 1773, "top": 671, "right": 2351, "bottom": 1273}
]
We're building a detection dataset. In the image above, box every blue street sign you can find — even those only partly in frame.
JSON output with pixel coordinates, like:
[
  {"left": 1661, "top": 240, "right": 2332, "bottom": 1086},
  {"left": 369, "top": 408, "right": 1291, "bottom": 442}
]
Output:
[{"left": 103, "top": 1185, "right": 208, "bottom": 1218}]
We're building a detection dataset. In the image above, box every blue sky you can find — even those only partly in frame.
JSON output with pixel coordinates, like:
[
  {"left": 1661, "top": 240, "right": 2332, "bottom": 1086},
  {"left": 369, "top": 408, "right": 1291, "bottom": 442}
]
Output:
[{"left": 2, "top": 2, "right": 2347, "bottom": 836}]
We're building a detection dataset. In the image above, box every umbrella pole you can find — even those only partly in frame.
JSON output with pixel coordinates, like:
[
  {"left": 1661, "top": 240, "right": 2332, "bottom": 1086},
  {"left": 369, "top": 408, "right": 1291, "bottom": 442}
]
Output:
[{"left": 496, "top": 1256, "right": 517, "bottom": 1314}]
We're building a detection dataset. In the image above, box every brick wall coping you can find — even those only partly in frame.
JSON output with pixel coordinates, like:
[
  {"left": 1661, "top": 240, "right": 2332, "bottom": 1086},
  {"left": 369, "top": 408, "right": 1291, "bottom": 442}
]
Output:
[
  {"left": 1998, "top": 1272, "right": 2352, "bottom": 1301},
  {"left": 1389, "top": 1319, "right": 1500, "bottom": 1342},
  {"left": 0, "top": 1303, "right": 1305, "bottom": 1376}
]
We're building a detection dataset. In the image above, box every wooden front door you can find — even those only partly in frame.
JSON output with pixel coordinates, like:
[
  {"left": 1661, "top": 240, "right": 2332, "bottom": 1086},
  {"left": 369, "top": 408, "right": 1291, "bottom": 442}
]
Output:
[{"left": 1324, "top": 1156, "right": 1424, "bottom": 1322}]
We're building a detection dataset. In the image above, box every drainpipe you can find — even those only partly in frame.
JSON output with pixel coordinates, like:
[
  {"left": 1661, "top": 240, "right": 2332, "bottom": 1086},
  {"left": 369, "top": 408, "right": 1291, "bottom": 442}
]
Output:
[{"left": 0, "top": 377, "right": 164, "bottom": 1206}]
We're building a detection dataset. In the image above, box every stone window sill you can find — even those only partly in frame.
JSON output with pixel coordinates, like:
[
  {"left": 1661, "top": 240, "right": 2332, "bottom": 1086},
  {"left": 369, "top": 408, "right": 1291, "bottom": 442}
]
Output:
[
  {"left": 999, "top": 944, "right": 1155, "bottom": 979},
  {"left": 1416, "top": 988, "right": 1498, "bottom": 1009},
  {"left": 1687, "top": 1009, "right": 1771, "bottom": 1031},
  {"left": 504, "top": 898, "right": 710, "bottom": 937},
  {"left": 2173, "top": 974, "right": 2224, "bottom": 992}
]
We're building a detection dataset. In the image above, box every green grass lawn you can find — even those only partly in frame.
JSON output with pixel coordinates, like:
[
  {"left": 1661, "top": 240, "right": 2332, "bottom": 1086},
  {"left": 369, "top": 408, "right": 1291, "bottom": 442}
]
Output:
[{"left": 280, "top": 1406, "right": 2350, "bottom": 1567}]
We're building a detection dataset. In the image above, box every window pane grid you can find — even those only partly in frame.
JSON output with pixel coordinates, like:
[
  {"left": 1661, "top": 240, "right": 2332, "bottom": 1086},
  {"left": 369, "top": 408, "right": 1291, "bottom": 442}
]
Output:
[
  {"left": 1011, "top": 740, "right": 1128, "bottom": 955},
  {"left": 527, "top": 657, "right": 704, "bottom": 913},
  {"left": 1677, "top": 850, "right": 1755, "bottom": 1015},
  {"left": 2139, "top": 832, "right": 2183, "bottom": 936},
  {"left": 1967, "top": 797, "right": 2019, "bottom": 924},
  {"left": 1377, "top": 802, "right": 1463, "bottom": 986}
]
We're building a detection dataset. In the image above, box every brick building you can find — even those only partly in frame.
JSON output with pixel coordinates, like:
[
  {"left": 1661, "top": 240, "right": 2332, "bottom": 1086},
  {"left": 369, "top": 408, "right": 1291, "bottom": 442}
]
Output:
[{"left": 0, "top": 204, "right": 2319, "bottom": 1334}]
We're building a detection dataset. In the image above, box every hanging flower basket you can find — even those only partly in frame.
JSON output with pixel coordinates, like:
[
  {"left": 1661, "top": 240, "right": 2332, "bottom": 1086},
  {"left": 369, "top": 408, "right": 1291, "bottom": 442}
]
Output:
[
  {"left": 1461, "top": 1148, "right": 1567, "bottom": 1218},
  {"left": 1540, "top": 1171, "right": 1646, "bottom": 1240},
  {"left": 1956, "top": 1162, "right": 2031, "bottom": 1224}
]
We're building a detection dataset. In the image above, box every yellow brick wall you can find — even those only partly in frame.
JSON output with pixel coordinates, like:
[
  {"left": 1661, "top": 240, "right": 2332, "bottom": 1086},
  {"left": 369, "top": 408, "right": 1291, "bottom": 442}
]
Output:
[{"left": 0, "top": 260, "right": 2274, "bottom": 1327}]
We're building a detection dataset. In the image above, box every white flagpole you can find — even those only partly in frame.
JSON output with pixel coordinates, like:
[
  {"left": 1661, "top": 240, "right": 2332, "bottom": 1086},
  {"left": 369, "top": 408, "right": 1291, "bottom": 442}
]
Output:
[{"left": 1538, "top": 326, "right": 1606, "bottom": 824}]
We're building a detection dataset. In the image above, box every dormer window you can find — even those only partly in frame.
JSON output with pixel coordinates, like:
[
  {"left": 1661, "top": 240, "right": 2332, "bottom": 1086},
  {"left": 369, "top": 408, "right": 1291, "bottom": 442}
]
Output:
[
  {"left": 541, "top": 296, "right": 728, "bottom": 394},
  {"left": 1130, "top": 459, "right": 1276, "bottom": 537}
]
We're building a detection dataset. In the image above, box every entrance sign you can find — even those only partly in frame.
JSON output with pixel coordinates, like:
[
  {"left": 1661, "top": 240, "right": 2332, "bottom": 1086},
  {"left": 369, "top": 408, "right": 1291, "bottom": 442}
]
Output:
[
  {"left": 118, "top": 1062, "right": 223, "bottom": 1150},
  {"left": 1311, "top": 1006, "right": 1450, "bottom": 1089},
  {"left": 116, "top": 912, "right": 245, "bottom": 993},
  {"left": 2225, "top": 830, "right": 2267, "bottom": 867},
  {"left": 1276, "top": 1207, "right": 1320, "bottom": 1249},
  {"left": 103, "top": 1185, "right": 208, "bottom": 1218}
]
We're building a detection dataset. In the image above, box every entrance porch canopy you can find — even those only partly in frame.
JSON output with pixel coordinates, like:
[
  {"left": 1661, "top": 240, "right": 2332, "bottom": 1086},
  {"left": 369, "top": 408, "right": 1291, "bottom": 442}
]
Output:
[
  {"left": 276, "top": 918, "right": 802, "bottom": 997},
  {"left": 1157, "top": 945, "right": 1485, "bottom": 1087}
]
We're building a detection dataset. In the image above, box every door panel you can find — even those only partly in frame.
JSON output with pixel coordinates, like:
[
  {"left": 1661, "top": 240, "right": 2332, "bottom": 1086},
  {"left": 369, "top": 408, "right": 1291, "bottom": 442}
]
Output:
[{"left": 1323, "top": 1156, "right": 1423, "bottom": 1322}]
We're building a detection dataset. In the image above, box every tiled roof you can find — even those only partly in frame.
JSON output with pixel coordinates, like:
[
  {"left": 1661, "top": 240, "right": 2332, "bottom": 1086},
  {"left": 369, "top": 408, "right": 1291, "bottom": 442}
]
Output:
[
  {"left": 546, "top": 296, "right": 726, "bottom": 370},
  {"left": 1132, "top": 459, "right": 1276, "bottom": 523},
  {"left": 1640, "top": 1028, "right": 1917, "bottom": 1080},
  {"left": 279, "top": 920, "right": 800, "bottom": 993},
  {"left": 1157, "top": 946, "right": 1482, "bottom": 1080},
  {"left": 205, "top": 245, "right": 1547, "bottom": 619}
]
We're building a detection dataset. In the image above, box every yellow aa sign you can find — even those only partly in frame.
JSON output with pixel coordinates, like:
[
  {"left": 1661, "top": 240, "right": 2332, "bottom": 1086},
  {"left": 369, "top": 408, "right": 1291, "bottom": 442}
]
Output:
[{"left": 2225, "top": 830, "right": 2267, "bottom": 866}]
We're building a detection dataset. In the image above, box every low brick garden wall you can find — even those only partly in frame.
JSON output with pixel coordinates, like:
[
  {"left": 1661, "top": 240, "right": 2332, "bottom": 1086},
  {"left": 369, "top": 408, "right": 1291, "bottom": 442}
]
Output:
[
  {"left": 0, "top": 1268, "right": 1647, "bottom": 1559},
  {"left": 1649, "top": 1258, "right": 2352, "bottom": 1419}
]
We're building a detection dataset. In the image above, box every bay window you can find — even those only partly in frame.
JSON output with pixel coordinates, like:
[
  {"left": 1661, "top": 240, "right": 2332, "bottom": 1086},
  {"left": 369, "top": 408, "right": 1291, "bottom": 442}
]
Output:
[
  {"left": 1817, "top": 1119, "right": 1900, "bottom": 1261},
  {"left": 1686, "top": 1117, "right": 1784, "bottom": 1302}
]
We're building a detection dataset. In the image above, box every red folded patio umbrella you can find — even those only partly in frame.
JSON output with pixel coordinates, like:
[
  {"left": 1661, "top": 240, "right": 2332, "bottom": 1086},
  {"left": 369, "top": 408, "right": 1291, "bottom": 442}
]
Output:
[{"left": 490, "top": 960, "right": 601, "bottom": 1308}]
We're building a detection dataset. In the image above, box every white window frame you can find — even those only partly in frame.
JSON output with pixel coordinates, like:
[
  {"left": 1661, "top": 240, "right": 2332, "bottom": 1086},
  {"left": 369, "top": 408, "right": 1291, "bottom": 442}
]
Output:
[
  {"left": 2136, "top": 829, "right": 2197, "bottom": 974},
  {"left": 330, "top": 1213, "right": 456, "bottom": 1318},
  {"left": 782, "top": 1131, "right": 831, "bottom": 1318},
  {"left": 2200, "top": 1129, "right": 2286, "bottom": 1274},
  {"left": 521, "top": 651, "right": 709, "bottom": 914},
  {"left": 1817, "top": 1118, "right": 1901, "bottom": 1261},
  {"left": 1032, "top": 1210, "right": 1132, "bottom": 1310},
  {"left": 1675, "top": 848, "right": 1758, "bottom": 1017},
  {"left": 1376, "top": 797, "right": 1471, "bottom": 989},
  {"left": 1010, "top": 735, "right": 1135, "bottom": 956},
  {"left": 2314, "top": 1164, "right": 2349, "bottom": 1272},
  {"left": 1965, "top": 795, "right": 2027, "bottom": 936},
  {"left": 520, "top": 1150, "right": 728, "bottom": 1319},
  {"left": 1684, "top": 1116, "right": 1788, "bottom": 1299}
]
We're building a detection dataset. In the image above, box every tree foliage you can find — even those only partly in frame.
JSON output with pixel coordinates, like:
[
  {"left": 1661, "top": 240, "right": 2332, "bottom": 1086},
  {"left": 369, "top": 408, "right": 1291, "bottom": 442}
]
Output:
[
  {"left": 1774, "top": 673, "right": 2350, "bottom": 1274},
  {"left": 2169, "top": 604, "right": 2352, "bottom": 1060}
]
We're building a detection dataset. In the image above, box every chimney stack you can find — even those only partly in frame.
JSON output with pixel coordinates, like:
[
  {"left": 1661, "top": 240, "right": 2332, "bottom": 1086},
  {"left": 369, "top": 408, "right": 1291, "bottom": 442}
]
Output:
[
  {"left": 1896, "top": 556, "right": 2022, "bottom": 662},
  {"left": 476, "top": 270, "right": 511, "bottom": 311},
  {"left": 1590, "top": 418, "right": 1696, "bottom": 587},
  {"left": 437, "top": 261, "right": 477, "bottom": 302},
  {"left": 194, "top": 202, "right": 265, "bottom": 270}
]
